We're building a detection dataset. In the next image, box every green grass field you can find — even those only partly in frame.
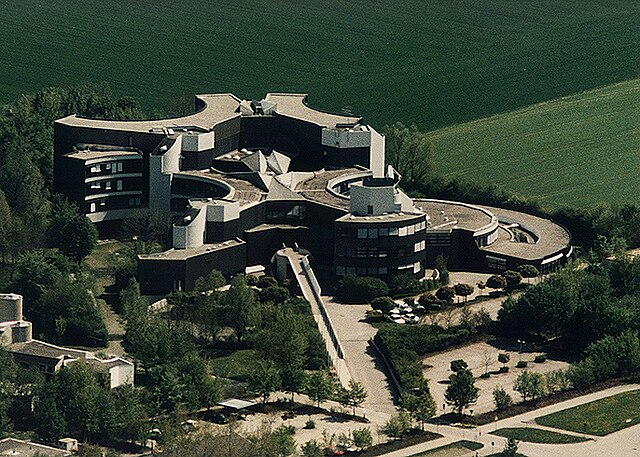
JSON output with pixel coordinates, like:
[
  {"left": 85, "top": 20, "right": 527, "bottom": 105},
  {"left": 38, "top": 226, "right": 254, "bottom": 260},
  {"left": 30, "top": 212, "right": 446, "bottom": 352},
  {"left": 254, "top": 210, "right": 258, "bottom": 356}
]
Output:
[
  {"left": 492, "top": 427, "right": 588, "bottom": 444},
  {"left": 427, "top": 79, "right": 640, "bottom": 207},
  {"left": 409, "top": 440, "right": 482, "bottom": 457},
  {"left": 1, "top": 0, "right": 638, "bottom": 133},
  {"left": 536, "top": 389, "right": 640, "bottom": 436}
]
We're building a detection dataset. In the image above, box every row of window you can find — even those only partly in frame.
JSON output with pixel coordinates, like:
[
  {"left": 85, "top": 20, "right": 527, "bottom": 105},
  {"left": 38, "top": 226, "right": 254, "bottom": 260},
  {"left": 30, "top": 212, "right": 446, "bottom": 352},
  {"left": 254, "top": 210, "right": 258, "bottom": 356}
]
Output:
[
  {"left": 336, "top": 241, "right": 425, "bottom": 259},
  {"left": 89, "top": 179, "right": 123, "bottom": 191},
  {"left": 335, "top": 261, "right": 422, "bottom": 277},
  {"left": 266, "top": 205, "right": 306, "bottom": 221},
  {"left": 87, "top": 196, "right": 142, "bottom": 213},
  {"left": 337, "top": 220, "right": 426, "bottom": 239},
  {"left": 425, "top": 232, "right": 451, "bottom": 247},
  {"left": 89, "top": 162, "right": 124, "bottom": 174}
]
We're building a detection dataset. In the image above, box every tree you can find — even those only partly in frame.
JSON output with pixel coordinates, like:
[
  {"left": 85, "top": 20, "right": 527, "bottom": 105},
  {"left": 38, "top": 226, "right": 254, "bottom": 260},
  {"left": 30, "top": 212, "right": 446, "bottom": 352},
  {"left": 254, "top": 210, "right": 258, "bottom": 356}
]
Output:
[
  {"left": 280, "top": 366, "right": 306, "bottom": 402},
  {"left": 339, "top": 380, "right": 367, "bottom": 416},
  {"left": 502, "top": 270, "right": 522, "bottom": 290},
  {"left": 450, "top": 359, "right": 469, "bottom": 373},
  {"left": 500, "top": 437, "right": 519, "bottom": 457},
  {"left": 454, "top": 283, "right": 474, "bottom": 302},
  {"left": 351, "top": 428, "right": 373, "bottom": 450},
  {"left": 305, "top": 372, "right": 333, "bottom": 408},
  {"left": 301, "top": 441, "right": 324, "bottom": 457},
  {"left": 223, "top": 275, "right": 258, "bottom": 342},
  {"left": 119, "top": 277, "right": 147, "bottom": 321},
  {"left": 517, "top": 264, "right": 539, "bottom": 283},
  {"left": 249, "top": 361, "right": 281, "bottom": 405},
  {"left": 436, "top": 286, "right": 455, "bottom": 303},
  {"left": 401, "top": 392, "right": 436, "bottom": 430},
  {"left": 47, "top": 196, "right": 98, "bottom": 262},
  {"left": 493, "top": 386, "right": 513, "bottom": 411},
  {"left": 194, "top": 270, "right": 225, "bottom": 293},
  {"left": 445, "top": 369, "right": 478, "bottom": 416},
  {"left": 487, "top": 274, "right": 507, "bottom": 290},
  {"left": 382, "top": 122, "right": 433, "bottom": 187},
  {"left": 435, "top": 256, "right": 449, "bottom": 285},
  {"left": 112, "top": 385, "right": 148, "bottom": 444},
  {"left": 379, "top": 410, "right": 411, "bottom": 440},
  {"left": 513, "top": 370, "right": 546, "bottom": 402}
]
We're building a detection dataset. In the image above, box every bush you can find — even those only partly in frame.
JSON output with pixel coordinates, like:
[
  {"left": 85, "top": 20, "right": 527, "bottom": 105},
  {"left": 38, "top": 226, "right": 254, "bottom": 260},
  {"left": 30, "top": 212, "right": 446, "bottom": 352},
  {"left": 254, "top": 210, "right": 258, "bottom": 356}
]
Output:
[
  {"left": 256, "top": 275, "right": 278, "bottom": 289},
  {"left": 335, "top": 275, "right": 389, "bottom": 303},
  {"left": 374, "top": 323, "right": 479, "bottom": 392},
  {"left": 493, "top": 386, "right": 513, "bottom": 410},
  {"left": 516, "top": 361, "right": 528, "bottom": 368},
  {"left": 534, "top": 355, "right": 547, "bottom": 363},
  {"left": 371, "top": 296, "right": 396, "bottom": 314},
  {"left": 435, "top": 286, "right": 455, "bottom": 303},
  {"left": 304, "top": 419, "right": 316, "bottom": 429},
  {"left": 388, "top": 275, "right": 425, "bottom": 297}
]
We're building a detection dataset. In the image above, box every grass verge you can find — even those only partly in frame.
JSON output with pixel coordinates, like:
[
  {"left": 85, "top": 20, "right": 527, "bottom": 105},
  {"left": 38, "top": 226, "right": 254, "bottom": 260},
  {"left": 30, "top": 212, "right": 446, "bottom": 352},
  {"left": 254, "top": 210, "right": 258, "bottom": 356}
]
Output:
[
  {"left": 535, "top": 389, "right": 640, "bottom": 436},
  {"left": 492, "top": 427, "right": 588, "bottom": 444}
]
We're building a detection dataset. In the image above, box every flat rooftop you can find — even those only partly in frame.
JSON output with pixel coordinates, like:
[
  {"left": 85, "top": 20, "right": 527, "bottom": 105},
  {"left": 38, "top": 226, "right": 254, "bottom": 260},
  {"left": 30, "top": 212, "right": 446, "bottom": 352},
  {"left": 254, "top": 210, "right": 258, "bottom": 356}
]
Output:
[
  {"left": 479, "top": 205, "right": 571, "bottom": 261},
  {"left": 0, "top": 438, "right": 70, "bottom": 457},
  {"left": 10, "top": 339, "right": 89, "bottom": 360},
  {"left": 173, "top": 170, "right": 268, "bottom": 204},
  {"left": 336, "top": 211, "right": 423, "bottom": 224},
  {"left": 56, "top": 93, "right": 241, "bottom": 133},
  {"left": 64, "top": 150, "right": 142, "bottom": 161},
  {"left": 138, "top": 239, "right": 245, "bottom": 261},
  {"left": 414, "top": 199, "right": 496, "bottom": 233},
  {"left": 265, "top": 93, "right": 361, "bottom": 128},
  {"left": 296, "top": 168, "right": 369, "bottom": 210}
]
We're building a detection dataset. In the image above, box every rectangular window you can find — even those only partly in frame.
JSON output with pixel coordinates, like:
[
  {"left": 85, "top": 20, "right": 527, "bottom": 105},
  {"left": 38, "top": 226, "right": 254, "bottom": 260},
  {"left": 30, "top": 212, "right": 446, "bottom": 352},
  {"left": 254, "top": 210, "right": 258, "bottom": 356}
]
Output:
[
  {"left": 117, "top": 180, "right": 123, "bottom": 191},
  {"left": 346, "top": 267, "right": 356, "bottom": 275},
  {"left": 368, "top": 247, "right": 378, "bottom": 258},
  {"left": 347, "top": 248, "right": 356, "bottom": 258},
  {"left": 357, "top": 247, "right": 368, "bottom": 258},
  {"left": 116, "top": 162, "right": 124, "bottom": 172},
  {"left": 336, "top": 246, "right": 346, "bottom": 258},
  {"left": 105, "top": 181, "right": 112, "bottom": 190},
  {"left": 356, "top": 267, "right": 367, "bottom": 275},
  {"left": 378, "top": 266, "right": 388, "bottom": 275},
  {"left": 90, "top": 165, "right": 100, "bottom": 174},
  {"left": 379, "top": 227, "right": 388, "bottom": 237},
  {"left": 105, "top": 163, "right": 112, "bottom": 170},
  {"left": 336, "top": 266, "right": 346, "bottom": 276},
  {"left": 90, "top": 182, "right": 101, "bottom": 190},
  {"left": 368, "top": 228, "right": 378, "bottom": 239},
  {"left": 389, "top": 227, "right": 398, "bottom": 236},
  {"left": 99, "top": 199, "right": 106, "bottom": 207},
  {"left": 357, "top": 228, "right": 368, "bottom": 239},
  {"left": 367, "top": 267, "right": 377, "bottom": 275},
  {"left": 379, "top": 249, "right": 388, "bottom": 258},
  {"left": 399, "top": 227, "right": 408, "bottom": 237},
  {"left": 408, "top": 225, "right": 415, "bottom": 235},
  {"left": 90, "top": 203, "right": 96, "bottom": 213},
  {"left": 414, "top": 261, "right": 421, "bottom": 274},
  {"left": 367, "top": 205, "right": 373, "bottom": 215}
]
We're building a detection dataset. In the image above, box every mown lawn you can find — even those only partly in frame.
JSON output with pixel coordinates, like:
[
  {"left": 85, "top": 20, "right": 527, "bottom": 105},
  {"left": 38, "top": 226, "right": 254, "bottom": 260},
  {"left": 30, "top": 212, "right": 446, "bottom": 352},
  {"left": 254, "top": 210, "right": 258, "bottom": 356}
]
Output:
[
  {"left": 492, "top": 427, "right": 588, "bottom": 444},
  {"left": 208, "top": 349, "right": 258, "bottom": 382},
  {"left": 410, "top": 440, "right": 482, "bottom": 457},
  {"left": 427, "top": 79, "right": 640, "bottom": 207},
  {"left": 536, "top": 389, "right": 640, "bottom": 436},
  {"left": 1, "top": 0, "right": 638, "bottom": 133}
]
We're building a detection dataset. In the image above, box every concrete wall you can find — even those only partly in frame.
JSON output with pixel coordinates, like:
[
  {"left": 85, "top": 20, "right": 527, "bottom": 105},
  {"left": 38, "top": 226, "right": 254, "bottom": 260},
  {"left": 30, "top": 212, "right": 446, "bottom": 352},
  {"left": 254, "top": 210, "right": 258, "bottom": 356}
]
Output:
[{"left": 349, "top": 183, "right": 397, "bottom": 216}]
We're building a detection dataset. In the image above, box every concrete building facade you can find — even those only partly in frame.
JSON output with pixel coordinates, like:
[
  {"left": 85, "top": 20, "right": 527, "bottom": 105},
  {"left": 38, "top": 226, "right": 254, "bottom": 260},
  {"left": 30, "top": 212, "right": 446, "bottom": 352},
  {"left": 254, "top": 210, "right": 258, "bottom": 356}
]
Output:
[{"left": 53, "top": 93, "right": 572, "bottom": 294}]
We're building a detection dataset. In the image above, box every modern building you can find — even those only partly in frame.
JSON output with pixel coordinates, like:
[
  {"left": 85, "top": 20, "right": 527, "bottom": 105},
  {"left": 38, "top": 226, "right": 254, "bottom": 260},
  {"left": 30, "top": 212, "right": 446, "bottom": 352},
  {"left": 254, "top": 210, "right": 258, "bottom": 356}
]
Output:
[
  {"left": 0, "top": 294, "right": 133, "bottom": 388},
  {"left": 53, "top": 93, "right": 571, "bottom": 294}
]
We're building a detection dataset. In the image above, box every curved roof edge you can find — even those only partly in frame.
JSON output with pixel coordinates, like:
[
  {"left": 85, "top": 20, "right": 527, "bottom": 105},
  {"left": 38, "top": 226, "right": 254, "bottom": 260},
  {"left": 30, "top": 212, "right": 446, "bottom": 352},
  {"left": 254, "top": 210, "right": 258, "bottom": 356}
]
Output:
[{"left": 55, "top": 93, "right": 242, "bottom": 133}]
